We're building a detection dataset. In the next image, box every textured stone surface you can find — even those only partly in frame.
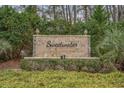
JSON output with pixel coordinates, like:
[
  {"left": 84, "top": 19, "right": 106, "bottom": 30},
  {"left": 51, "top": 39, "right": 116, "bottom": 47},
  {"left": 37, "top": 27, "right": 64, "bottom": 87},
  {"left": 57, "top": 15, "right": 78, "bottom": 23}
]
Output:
[{"left": 33, "top": 35, "right": 91, "bottom": 58}]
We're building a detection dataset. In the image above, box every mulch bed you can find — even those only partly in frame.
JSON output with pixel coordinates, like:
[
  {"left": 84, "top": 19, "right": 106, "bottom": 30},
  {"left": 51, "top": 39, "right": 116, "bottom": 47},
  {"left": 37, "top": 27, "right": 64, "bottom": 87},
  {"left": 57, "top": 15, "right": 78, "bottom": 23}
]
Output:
[{"left": 0, "top": 59, "right": 20, "bottom": 69}]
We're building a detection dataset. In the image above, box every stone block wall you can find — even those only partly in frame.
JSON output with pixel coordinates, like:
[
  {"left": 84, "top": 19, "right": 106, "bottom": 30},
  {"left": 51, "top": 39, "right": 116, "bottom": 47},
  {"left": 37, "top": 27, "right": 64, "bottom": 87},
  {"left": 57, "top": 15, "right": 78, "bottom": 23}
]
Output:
[{"left": 33, "top": 35, "right": 91, "bottom": 58}]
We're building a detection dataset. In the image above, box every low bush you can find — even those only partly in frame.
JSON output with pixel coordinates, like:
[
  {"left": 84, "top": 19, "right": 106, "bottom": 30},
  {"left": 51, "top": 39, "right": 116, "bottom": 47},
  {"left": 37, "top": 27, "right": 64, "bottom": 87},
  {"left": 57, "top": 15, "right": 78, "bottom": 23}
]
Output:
[{"left": 21, "top": 59, "right": 116, "bottom": 73}]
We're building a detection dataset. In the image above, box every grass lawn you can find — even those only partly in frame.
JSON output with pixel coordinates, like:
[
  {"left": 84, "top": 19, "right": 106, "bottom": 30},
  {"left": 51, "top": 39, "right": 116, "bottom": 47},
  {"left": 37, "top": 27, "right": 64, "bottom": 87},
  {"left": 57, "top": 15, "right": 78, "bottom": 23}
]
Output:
[{"left": 0, "top": 70, "right": 124, "bottom": 88}]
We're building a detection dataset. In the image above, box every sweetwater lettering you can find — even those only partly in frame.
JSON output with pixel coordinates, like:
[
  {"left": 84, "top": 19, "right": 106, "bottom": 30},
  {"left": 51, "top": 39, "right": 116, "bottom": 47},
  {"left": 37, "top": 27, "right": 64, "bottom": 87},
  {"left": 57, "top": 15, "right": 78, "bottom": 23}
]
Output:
[{"left": 46, "top": 40, "right": 78, "bottom": 47}]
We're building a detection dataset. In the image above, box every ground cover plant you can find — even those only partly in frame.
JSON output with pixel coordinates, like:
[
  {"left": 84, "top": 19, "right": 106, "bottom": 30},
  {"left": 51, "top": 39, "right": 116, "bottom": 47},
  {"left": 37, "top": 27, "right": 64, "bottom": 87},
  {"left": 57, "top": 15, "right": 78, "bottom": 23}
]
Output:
[{"left": 0, "top": 70, "right": 124, "bottom": 88}]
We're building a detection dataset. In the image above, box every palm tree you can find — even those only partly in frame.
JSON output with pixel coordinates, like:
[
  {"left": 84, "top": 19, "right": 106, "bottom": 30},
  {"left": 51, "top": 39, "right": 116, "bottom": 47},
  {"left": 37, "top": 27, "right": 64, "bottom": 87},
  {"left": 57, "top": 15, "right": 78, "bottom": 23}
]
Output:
[
  {"left": 96, "top": 27, "right": 124, "bottom": 64},
  {"left": 0, "top": 39, "right": 12, "bottom": 61}
]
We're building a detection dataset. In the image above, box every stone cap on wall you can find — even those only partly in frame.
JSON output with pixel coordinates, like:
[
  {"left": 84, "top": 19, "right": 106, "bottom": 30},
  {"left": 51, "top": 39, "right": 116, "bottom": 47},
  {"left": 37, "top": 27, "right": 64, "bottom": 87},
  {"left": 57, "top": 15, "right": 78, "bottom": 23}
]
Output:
[
  {"left": 24, "top": 57, "right": 99, "bottom": 60},
  {"left": 33, "top": 35, "right": 91, "bottom": 37},
  {"left": 33, "top": 35, "right": 90, "bottom": 36}
]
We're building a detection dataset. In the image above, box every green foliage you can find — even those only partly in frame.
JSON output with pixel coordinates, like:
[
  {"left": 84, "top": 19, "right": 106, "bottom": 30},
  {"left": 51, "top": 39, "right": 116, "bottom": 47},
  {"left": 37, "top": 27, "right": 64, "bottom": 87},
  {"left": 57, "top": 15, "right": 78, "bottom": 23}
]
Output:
[
  {"left": 0, "top": 6, "right": 18, "bottom": 31},
  {"left": 0, "top": 6, "right": 88, "bottom": 61},
  {"left": 96, "top": 26, "right": 124, "bottom": 70},
  {"left": 0, "top": 6, "right": 42, "bottom": 59},
  {"left": 71, "top": 22, "right": 86, "bottom": 35},
  {"left": 21, "top": 59, "right": 116, "bottom": 73},
  {"left": 38, "top": 19, "right": 86, "bottom": 35},
  {"left": 40, "top": 19, "right": 73, "bottom": 35},
  {"left": 0, "top": 39, "right": 12, "bottom": 62},
  {"left": 86, "top": 6, "right": 110, "bottom": 56},
  {"left": 0, "top": 70, "right": 124, "bottom": 88}
]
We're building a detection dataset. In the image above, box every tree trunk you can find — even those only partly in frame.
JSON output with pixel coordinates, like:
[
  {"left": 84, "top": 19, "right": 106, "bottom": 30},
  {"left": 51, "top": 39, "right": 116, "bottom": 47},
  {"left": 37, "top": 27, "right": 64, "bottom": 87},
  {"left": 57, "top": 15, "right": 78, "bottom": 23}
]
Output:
[
  {"left": 53, "top": 6, "right": 57, "bottom": 20},
  {"left": 66, "top": 5, "right": 69, "bottom": 22},
  {"left": 118, "top": 5, "right": 124, "bottom": 21},
  {"left": 68, "top": 5, "right": 72, "bottom": 24},
  {"left": 73, "top": 5, "right": 77, "bottom": 23},
  {"left": 84, "top": 5, "right": 88, "bottom": 22},
  {"left": 112, "top": 5, "right": 118, "bottom": 22},
  {"left": 61, "top": 5, "right": 66, "bottom": 20},
  {"left": 87, "top": 5, "right": 92, "bottom": 18}
]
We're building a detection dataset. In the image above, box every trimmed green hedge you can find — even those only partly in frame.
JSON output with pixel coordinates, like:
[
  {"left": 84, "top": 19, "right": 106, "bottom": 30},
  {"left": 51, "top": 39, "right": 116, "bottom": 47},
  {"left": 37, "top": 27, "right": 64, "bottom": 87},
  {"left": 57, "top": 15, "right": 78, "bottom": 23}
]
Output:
[{"left": 21, "top": 59, "right": 116, "bottom": 73}]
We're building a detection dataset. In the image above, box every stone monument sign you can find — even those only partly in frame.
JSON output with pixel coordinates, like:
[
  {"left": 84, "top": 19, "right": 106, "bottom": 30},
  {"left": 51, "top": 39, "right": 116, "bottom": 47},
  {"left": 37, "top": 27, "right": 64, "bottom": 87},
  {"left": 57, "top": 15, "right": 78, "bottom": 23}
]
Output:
[{"left": 33, "top": 34, "right": 91, "bottom": 58}]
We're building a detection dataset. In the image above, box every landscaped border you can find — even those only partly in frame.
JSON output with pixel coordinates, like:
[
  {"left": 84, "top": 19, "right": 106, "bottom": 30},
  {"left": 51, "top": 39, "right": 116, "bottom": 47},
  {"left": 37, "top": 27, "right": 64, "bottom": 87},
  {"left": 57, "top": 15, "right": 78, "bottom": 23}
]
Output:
[{"left": 21, "top": 58, "right": 116, "bottom": 73}]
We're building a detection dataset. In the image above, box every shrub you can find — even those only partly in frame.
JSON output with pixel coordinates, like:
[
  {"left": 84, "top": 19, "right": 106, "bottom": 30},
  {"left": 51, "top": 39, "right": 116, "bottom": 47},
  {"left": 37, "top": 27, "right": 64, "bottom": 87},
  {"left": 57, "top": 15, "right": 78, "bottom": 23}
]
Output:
[
  {"left": 21, "top": 58, "right": 116, "bottom": 73},
  {"left": 0, "top": 39, "right": 12, "bottom": 62},
  {"left": 96, "top": 27, "right": 124, "bottom": 71}
]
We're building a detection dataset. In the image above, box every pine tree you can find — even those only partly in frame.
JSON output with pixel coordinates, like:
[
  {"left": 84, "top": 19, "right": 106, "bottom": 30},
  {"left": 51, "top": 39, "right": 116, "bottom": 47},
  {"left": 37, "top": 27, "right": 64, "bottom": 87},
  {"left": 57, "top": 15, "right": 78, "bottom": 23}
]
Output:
[{"left": 86, "top": 5, "right": 110, "bottom": 56}]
